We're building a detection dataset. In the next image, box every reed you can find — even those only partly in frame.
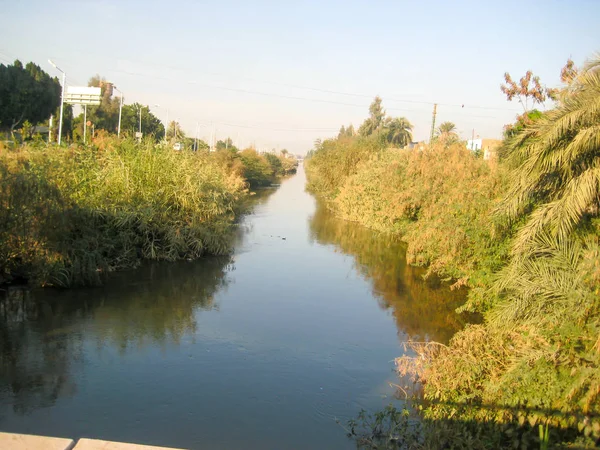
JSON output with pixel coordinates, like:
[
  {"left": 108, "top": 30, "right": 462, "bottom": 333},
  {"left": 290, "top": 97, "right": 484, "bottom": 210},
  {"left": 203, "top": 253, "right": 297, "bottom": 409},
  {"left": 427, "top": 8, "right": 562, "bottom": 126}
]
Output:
[{"left": 0, "top": 136, "right": 248, "bottom": 287}]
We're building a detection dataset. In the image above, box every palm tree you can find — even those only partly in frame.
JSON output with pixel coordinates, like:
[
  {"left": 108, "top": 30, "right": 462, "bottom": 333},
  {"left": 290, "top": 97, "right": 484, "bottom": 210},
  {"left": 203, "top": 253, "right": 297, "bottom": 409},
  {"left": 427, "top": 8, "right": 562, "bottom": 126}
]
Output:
[
  {"left": 436, "top": 121, "right": 458, "bottom": 139},
  {"left": 385, "top": 117, "right": 413, "bottom": 147},
  {"left": 435, "top": 122, "right": 459, "bottom": 147},
  {"left": 497, "top": 56, "right": 600, "bottom": 255}
]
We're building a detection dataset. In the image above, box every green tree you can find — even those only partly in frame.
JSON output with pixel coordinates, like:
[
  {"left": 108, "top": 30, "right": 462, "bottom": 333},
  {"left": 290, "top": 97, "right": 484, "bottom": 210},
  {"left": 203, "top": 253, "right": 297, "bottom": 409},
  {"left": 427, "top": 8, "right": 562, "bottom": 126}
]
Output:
[
  {"left": 187, "top": 138, "right": 209, "bottom": 151},
  {"left": 385, "top": 117, "right": 413, "bottom": 147},
  {"left": 166, "top": 120, "right": 184, "bottom": 141},
  {"left": 83, "top": 75, "right": 120, "bottom": 133},
  {"left": 264, "top": 152, "right": 283, "bottom": 175},
  {"left": 119, "top": 103, "right": 164, "bottom": 140},
  {"left": 436, "top": 121, "right": 456, "bottom": 137},
  {"left": 216, "top": 137, "right": 237, "bottom": 151},
  {"left": 358, "top": 96, "right": 386, "bottom": 136},
  {"left": 0, "top": 60, "right": 61, "bottom": 134},
  {"left": 337, "top": 124, "right": 355, "bottom": 139},
  {"left": 434, "top": 121, "right": 459, "bottom": 146},
  {"left": 239, "top": 149, "right": 274, "bottom": 187}
]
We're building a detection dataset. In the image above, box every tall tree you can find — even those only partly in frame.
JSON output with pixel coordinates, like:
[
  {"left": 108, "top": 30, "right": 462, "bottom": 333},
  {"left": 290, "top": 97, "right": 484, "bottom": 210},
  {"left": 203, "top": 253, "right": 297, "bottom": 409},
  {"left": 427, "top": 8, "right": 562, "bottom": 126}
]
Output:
[
  {"left": 437, "top": 121, "right": 457, "bottom": 136},
  {"left": 216, "top": 137, "right": 235, "bottom": 150},
  {"left": 166, "top": 120, "right": 185, "bottom": 141},
  {"left": 359, "top": 97, "right": 386, "bottom": 136},
  {"left": 385, "top": 117, "right": 413, "bottom": 147},
  {"left": 435, "top": 121, "right": 459, "bottom": 145},
  {"left": 82, "top": 75, "right": 120, "bottom": 133},
  {"left": 0, "top": 60, "right": 61, "bottom": 134},
  {"left": 338, "top": 124, "right": 355, "bottom": 139},
  {"left": 120, "top": 103, "right": 164, "bottom": 140}
]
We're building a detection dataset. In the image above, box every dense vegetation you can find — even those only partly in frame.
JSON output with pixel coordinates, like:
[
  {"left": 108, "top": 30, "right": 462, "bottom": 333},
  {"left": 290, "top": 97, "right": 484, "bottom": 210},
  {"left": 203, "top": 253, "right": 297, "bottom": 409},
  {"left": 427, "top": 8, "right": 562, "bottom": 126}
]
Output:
[
  {"left": 0, "top": 135, "right": 296, "bottom": 287},
  {"left": 0, "top": 57, "right": 297, "bottom": 287},
  {"left": 0, "top": 60, "right": 61, "bottom": 135},
  {"left": 306, "top": 56, "right": 600, "bottom": 447}
]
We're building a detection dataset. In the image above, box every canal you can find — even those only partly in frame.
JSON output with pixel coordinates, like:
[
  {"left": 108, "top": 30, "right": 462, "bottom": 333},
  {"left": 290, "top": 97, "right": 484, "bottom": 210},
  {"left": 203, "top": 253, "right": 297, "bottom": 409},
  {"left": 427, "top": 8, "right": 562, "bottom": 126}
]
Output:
[{"left": 0, "top": 165, "right": 466, "bottom": 449}]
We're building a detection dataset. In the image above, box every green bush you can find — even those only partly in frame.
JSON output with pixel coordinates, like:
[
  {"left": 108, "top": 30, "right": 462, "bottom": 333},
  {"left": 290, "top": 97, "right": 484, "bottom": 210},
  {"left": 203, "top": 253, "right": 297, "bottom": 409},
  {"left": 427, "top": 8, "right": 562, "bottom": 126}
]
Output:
[
  {"left": 0, "top": 136, "right": 247, "bottom": 286},
  {"left": 308, "top": 55, "right": 600, "bottom": 447},
  {"left": 308, "top": 141, "right": 511, "bottom": 291}
]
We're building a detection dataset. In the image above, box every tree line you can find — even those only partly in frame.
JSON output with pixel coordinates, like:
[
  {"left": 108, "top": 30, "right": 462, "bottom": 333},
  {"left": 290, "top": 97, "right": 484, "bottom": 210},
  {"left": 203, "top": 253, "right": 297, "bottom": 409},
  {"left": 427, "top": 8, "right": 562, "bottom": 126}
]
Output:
[{"left": 0, "top": 60, "right": 209, "bottom": 149}]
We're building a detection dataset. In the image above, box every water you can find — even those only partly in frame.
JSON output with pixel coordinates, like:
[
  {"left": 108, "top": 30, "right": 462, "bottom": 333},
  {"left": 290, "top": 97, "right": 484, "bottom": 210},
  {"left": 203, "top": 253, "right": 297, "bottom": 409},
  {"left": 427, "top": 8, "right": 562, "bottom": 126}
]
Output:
[{"left": 0, "top": 166, "right": 467, "bottom": 449}]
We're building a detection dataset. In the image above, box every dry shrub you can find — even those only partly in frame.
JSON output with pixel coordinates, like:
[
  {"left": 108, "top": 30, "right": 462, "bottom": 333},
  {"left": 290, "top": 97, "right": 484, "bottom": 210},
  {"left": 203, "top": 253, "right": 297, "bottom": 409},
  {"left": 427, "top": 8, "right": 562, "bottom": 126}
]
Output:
[{"left": 331, "top": 143, "right": 510, "bottom": 286}]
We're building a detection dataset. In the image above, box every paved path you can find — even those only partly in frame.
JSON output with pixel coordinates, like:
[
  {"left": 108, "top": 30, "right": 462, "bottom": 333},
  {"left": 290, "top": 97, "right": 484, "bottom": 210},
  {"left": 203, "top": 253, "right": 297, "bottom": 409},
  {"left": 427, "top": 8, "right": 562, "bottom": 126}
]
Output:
[
  {"left": 0, "top": 433, "right": 185, "bottom": 450},
  {"left": 0, "top": 433, "right": 74, "bottom": 450}
]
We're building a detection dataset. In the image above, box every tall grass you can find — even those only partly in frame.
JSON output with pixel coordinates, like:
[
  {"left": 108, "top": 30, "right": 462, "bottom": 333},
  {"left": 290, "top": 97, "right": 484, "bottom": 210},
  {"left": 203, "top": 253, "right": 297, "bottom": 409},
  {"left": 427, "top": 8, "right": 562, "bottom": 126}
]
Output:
[
  {"left": 307, "top": 141, "right": 511, "bottom": 292},
  {"left": 0, "top": 136, "right": 248, "bottom": 287}
]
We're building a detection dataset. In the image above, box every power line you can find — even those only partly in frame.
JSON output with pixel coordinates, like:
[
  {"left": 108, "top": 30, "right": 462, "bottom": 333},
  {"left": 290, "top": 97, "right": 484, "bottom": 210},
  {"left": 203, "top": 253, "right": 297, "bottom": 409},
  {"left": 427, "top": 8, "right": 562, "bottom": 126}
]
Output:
[
  {"left": 214, "top": 121, "right": 338, "bottom": 132},
  {"left": 106, "top": 68, "right": 508, "bottom": 120},
  {"left": 92, "top": 52, "right": 521, "bottom": 113},
  {"left": 2, "top": 47, "right": 522, "bottom": 114}
]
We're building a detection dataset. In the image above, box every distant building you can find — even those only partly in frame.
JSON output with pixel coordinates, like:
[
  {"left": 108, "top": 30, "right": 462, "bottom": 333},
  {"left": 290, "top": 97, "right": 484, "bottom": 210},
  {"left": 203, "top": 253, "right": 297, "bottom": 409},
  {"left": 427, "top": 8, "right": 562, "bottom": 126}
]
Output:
[
  {"left": 467, "top": 138, "right": 502, "bottom": 160},
  {"left": 466, "top": 138, "right": 483, "bottom": 151}
]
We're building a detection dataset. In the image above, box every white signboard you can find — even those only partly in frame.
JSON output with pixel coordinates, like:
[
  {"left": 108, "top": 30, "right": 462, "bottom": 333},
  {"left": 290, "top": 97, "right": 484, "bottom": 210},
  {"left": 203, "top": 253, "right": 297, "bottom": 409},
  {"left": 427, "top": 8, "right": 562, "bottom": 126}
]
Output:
[{"left": 65, "top": 86, "right": 102, "bottom": 105}]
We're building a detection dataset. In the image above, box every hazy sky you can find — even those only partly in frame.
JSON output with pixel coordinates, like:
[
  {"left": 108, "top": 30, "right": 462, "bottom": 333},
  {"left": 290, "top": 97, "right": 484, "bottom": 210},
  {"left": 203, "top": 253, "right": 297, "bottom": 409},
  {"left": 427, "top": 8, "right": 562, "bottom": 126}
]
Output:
[{"left": 1, "top": 0, "right": 598, "bottom": 153}]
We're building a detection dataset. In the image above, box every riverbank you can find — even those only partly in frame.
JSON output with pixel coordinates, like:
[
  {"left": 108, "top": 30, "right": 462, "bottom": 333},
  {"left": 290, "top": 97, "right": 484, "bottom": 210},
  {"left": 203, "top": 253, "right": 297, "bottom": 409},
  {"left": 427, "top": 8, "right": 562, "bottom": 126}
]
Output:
[
  {"left": 305, "top": 57, "right": 600, "bottom": 447},
  {"left": 0, "top": 136, "right": 295, "bottom": 287},
  {"left": 0, "top": 166, "right": 452, "bottom": 449}
]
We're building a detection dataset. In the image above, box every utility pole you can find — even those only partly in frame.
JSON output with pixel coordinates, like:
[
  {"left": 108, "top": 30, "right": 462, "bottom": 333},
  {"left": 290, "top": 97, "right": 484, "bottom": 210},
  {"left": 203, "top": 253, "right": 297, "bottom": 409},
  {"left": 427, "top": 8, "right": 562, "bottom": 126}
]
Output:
[
  {"left": 48, "top": 60, "right": 66, "bottom": 145},
  {"left": 83, "top": 105, "right": 87, "bottom": 144},
  {"left": 471, "top": 128, "right": 475, "bottom": 150},
  {"left": 214, "top": 127, "right": 217, "bottom": 151},
  {"left": 165, "top": 109, "right": 169, "bottom": 143},
  {"left": 114, "top": 86, "right": 123, "bottom": 137},
  {"left": 138, "top": 106, "right": 143, "bottom": 133},
  {"left": 429, "top": 103, "right": 437, "bottom": 145}
]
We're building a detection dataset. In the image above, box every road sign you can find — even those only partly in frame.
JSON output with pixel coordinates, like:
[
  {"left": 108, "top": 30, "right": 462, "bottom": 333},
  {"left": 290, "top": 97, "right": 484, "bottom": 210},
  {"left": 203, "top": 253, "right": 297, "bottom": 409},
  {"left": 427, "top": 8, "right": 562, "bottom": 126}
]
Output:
[{"left": 65, "top": 86, "right": 101, "bottom": 105}]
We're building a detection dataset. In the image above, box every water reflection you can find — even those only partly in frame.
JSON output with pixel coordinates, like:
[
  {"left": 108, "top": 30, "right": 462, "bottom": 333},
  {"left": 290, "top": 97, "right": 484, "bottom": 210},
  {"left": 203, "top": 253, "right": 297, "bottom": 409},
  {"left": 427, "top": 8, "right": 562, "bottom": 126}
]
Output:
[
  {"left": 0, "top": 256, "right": 233, "bottom": 415},
  {"left": 309, "top": 201, "right": 470, "bottom": 343},
  {"left": 0, "top": 172, "right": 472, "bottom": 449}
]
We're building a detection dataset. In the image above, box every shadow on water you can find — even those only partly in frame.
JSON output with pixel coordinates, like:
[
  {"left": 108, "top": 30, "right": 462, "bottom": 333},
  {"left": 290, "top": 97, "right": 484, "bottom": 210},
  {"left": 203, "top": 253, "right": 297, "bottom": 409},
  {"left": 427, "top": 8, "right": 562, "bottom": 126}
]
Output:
[
  {"left": 0, "top": 181, "right": 284, "bottom": 424},
  {"left": 0, "top": 171, "right": 481, "bottom": 448},
  {"left": 0, "top": 256, "right": 233, "bottom": 416},
  {"left": 308, "top": 201, "right": 475, "bottom": 344}
]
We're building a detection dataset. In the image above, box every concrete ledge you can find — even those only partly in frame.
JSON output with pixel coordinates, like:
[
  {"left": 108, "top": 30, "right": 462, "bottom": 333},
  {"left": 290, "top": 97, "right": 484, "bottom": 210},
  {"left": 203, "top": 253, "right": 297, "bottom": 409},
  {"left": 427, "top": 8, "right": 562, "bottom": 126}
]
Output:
[
  {"left": 0, "top": 432, "right": 75, "bottom": 450},
  {"left": 73, "top": 438, "right": 185, "bottom": 450}
]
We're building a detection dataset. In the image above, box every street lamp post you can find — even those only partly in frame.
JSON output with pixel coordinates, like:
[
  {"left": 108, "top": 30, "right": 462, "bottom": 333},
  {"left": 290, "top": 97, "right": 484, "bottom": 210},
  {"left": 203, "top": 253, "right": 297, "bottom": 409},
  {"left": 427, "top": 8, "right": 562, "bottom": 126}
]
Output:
[
  {"left": 138, "top": 105, "right": 143, "bottom": 134},
  {"left": 48, "top": 59, "right": 66, "bottom": 145},
  {"left": 153, "top": 104, "right": 170, "bottom": 143},
  {"left": 113, "top": 86, "right": 124, "bottom": 137},
  {"left": 174, "top": 118, "right": 180, "bottom": 141}
]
